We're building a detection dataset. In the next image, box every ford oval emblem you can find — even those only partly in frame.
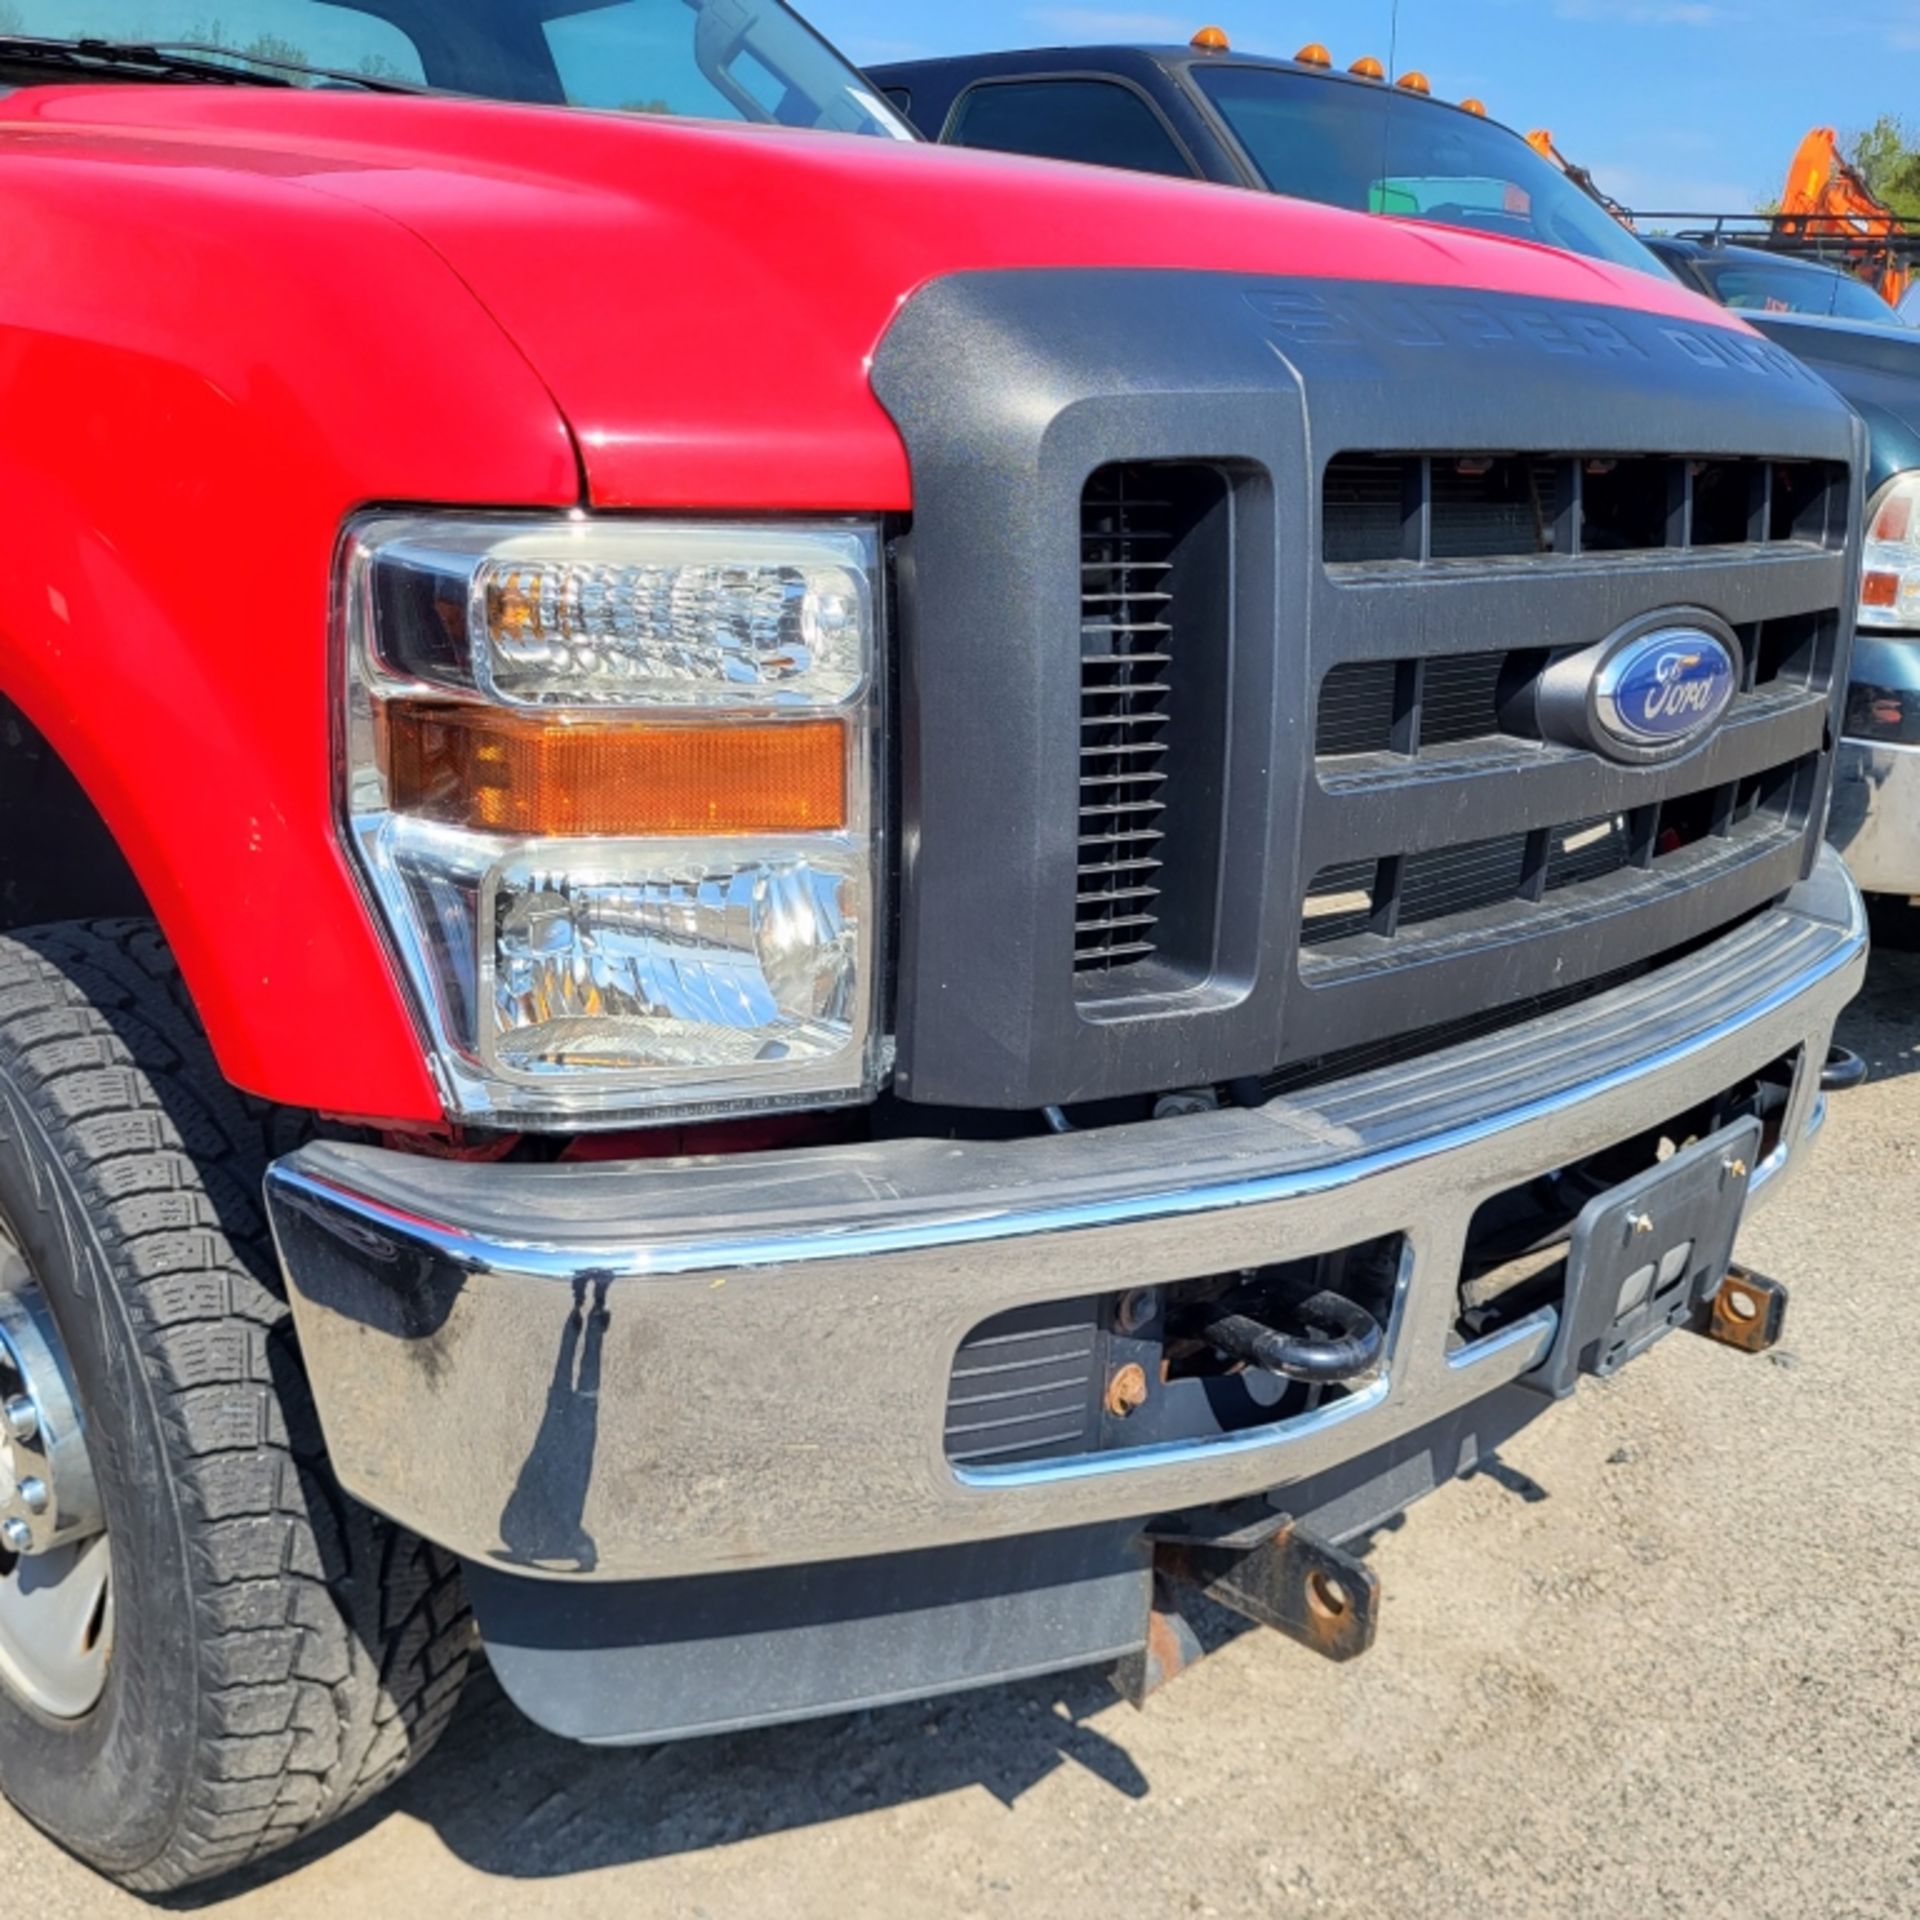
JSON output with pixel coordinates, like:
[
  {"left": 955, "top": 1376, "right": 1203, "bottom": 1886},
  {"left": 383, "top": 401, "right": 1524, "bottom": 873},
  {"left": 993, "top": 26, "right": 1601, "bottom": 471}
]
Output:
[{"left": 1593, "top": 626, "right": 1739, "bottom": 755}]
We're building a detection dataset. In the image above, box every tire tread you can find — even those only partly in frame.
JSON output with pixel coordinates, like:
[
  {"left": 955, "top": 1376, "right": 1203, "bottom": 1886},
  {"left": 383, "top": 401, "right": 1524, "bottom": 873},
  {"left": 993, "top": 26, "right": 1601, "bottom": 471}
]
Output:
[{"left": 0, "top": 921, "right": 469, "bottom": 1892}]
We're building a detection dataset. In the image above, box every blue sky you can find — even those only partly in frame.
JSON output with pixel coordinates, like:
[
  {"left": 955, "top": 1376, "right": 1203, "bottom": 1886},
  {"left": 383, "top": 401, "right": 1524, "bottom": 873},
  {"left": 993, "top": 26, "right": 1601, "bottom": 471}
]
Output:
[{"left": 808, "top": 0, "right": 1920, "bottom": 214}]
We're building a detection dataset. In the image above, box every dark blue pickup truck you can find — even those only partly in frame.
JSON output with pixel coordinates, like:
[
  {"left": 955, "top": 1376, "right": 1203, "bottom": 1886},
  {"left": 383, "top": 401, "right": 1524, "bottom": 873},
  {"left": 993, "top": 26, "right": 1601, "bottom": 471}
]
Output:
[
  {"left": 874, "top": 34, "right": 1919, "bottom": 900},
  {"left": 870, "top": 34, "right": 1655, "bottom": 274}
]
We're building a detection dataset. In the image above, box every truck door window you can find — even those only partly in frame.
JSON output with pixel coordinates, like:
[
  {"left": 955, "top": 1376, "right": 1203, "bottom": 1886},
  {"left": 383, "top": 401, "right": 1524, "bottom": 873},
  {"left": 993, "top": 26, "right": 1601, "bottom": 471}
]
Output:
[
  {"left": 948, "top": 78, "right": 1196, "bottom": 178},
  {"left": 1698, "top": 261, "right": 1898, "bottom": 325}
]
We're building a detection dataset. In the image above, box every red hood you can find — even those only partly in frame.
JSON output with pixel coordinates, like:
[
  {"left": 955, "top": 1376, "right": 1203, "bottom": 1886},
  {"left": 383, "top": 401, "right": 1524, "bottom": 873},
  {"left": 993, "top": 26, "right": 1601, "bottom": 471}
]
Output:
[{"left": 0, "top": 87, "right": 1746, "bottom": 510}]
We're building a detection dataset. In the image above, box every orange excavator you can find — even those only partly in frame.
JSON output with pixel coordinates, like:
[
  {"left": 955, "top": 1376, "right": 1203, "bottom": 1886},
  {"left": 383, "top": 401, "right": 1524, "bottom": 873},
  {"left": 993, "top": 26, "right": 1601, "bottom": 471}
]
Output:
[
  {"left": 1777, "top": 127, "right": 1913, "bottom": 307},
  {"left": 1529, "top": 123, "right": 1919, "bottom": 310},
  {"left": 1524, "top": 130, "right": 1633, "bottom": 224}
]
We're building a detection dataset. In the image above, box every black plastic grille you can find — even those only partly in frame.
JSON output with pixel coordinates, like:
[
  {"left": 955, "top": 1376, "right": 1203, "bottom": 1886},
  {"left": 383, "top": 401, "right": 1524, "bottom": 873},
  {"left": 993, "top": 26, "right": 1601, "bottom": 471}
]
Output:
[
  {"left": 870, "top": 267, "right": 1858, "bottom": 1114},
  {"left": 1300, "top": 755, "right": 1817, "bottom": 970},
  {"left": 1315, "top": 614, "right": 1834, "bottom": 764},
  {"left": 1324, "top": 453, "right": 1846, "bottom": 567},
  {"left": 1077, "top": 467, "right": 1175, "bottom": 972}
]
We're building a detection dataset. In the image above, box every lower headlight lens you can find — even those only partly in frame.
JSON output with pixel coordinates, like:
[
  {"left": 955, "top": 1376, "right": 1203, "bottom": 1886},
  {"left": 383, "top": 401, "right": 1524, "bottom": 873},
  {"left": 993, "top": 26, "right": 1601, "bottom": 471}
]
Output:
[
  {"left": 340, "top": 514, "right": 883, "bottom": 1129},
  {"left": 1861, "top": 472, "right": 1920, "bottom": 632},
  {"left": 490, "top": 851, "right": 863, "bottom": 1078}
]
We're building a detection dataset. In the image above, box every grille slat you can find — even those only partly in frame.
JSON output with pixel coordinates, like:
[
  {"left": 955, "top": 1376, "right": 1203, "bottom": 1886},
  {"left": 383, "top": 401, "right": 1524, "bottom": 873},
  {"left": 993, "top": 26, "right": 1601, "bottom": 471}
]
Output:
[
  {"left": 1303, "top": 758, "right": 1814, "bottom": 966},
  {"left": 1324, "top": 453, "right": 1845, "bottom": 567},
  {"left": 1315, "top": 619, "right": 1833, "bottom": 763}
]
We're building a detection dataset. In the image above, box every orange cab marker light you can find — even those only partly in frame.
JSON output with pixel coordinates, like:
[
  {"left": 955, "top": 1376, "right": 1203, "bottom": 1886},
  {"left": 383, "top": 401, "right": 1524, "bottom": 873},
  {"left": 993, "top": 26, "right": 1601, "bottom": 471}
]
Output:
[
  {"left": 1349, "top": 55, "right": 1385, "bottom": 81},
  {"left": 1460, "top": 97, "right": 1488, "bottom": 116},
  {"left": 1191, "top": 24, "right": 1230, "bottom": 51},
  {"left": 1862, "top": 571, "right": 1901, "bottom": 609},
  {"left": 382, "top": 706, "right": 848, "bottom": 838},
  {"left": 1295, "top": 41, "right": 1332, "bottom": 67},
  {"left": 1396, "top": 71, "right": 1431, "bottom": 95}
]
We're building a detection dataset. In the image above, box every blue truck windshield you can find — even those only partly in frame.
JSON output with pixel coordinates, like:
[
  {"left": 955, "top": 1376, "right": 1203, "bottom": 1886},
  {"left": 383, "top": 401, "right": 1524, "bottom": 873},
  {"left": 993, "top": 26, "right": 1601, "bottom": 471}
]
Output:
[
  {"left": 1694, "top": 258, "right": 1901, "bottom": 326},
  {"left": 1192, "top": 64, "right": 1660, "bottom": 276}
]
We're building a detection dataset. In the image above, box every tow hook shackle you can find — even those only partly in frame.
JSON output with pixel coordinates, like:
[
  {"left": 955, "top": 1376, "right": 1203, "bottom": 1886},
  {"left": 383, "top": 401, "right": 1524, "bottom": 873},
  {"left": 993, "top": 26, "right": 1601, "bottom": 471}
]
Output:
[{"left": 1195, "top": 1291, "right": 1386, "bottom": 1385}]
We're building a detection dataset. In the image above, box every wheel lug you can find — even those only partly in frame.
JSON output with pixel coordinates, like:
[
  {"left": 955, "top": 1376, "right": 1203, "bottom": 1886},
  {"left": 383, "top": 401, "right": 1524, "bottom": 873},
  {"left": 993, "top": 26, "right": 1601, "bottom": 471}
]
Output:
[
  {"left": 2, "top": 1517, "right": 32, "bottom": 1554},
  {"left": 17, "top": 1477, "right": 46, "bottom": 1516},
  {"left": 2, "top": 1395, "right": 36, "bottom": 1445}
]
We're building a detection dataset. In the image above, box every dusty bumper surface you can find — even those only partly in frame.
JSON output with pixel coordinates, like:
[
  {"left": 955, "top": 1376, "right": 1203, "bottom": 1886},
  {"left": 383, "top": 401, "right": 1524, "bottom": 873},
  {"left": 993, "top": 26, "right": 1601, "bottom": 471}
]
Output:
[
  {"left": 1830, "top": 736, "right": 1920, "bottom": 895},
  {"left": 266, "top": 852, "right": 1865, "bottom": 1586}
]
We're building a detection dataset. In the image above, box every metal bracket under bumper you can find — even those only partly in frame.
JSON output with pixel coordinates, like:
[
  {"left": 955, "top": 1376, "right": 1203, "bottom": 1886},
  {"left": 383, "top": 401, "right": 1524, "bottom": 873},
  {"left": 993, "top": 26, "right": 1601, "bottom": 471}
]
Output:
[{"left": 265, "top": 851, "right": 1866, "bottom": 1585}]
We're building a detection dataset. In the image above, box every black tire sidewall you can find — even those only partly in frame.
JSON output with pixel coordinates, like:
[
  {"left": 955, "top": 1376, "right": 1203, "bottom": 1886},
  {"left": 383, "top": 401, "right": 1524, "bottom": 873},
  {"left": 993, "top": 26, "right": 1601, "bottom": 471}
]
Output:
[{"left": 0, "top": 1073, "right": 201, "bottom": 1881}]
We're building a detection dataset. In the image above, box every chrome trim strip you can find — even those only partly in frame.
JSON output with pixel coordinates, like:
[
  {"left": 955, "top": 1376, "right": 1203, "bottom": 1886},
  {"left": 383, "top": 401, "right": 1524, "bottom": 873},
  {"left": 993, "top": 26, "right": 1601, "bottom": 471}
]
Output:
[{"left": 1829, "top": 736, "right": 1920, "bottom": 897}]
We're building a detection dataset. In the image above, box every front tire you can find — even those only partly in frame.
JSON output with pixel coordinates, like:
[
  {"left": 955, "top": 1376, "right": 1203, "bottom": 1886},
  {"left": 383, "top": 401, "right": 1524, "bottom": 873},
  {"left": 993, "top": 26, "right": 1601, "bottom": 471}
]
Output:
[{"left": 0, "top": 921, "right": 470, "bottom": 1892}]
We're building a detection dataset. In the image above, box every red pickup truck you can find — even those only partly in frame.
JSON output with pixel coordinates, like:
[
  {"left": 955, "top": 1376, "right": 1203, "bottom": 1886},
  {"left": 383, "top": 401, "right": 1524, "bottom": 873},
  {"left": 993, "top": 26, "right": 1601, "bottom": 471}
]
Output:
[{"left": 0, "top": 4, "right": 1867, "bottom": 1893}]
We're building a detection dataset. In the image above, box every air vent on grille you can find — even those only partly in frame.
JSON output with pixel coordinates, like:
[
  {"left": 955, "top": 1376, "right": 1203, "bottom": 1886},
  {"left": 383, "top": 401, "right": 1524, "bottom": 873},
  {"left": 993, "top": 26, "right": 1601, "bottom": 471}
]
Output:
[
  {"left": 944, "top": 1301, "right": 1099, "bottom": 1466},
  {"left": 1077, "top": 463, "right": 1230, "bottom": 979},
  {"left": 1323, "top": 454, "right": 1846, "bottom": 567},
  {"left": 1080, "top": 468, "right": 1174, "bottom": 971}
]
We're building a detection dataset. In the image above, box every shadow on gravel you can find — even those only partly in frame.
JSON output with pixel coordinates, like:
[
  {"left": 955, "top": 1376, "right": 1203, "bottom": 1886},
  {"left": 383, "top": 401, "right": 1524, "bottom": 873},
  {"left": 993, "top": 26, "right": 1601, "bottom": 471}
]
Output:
[
  {"left": 170, "top": 1577, "right": 1297, "bottom": 1901},
  {"left": 201, "top": 1659, "right": 1182, "bottom": 1895}
]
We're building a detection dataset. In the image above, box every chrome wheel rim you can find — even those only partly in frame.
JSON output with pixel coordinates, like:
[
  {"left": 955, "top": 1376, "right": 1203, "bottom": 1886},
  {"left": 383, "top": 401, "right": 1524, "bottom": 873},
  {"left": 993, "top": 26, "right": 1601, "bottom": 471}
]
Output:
[{"left": 0, "top": 1244, "right": 111, "bottom": 1718}]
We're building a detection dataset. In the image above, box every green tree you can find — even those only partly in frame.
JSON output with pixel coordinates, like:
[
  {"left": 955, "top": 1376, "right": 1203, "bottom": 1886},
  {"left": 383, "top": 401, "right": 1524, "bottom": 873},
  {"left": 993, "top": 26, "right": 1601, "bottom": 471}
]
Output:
[
  {"left": 241, "top": 32, "right": 313, "bottom": 68},
  {"left": 1843, "top": 116, "right": 1920, "bottom": 219}
]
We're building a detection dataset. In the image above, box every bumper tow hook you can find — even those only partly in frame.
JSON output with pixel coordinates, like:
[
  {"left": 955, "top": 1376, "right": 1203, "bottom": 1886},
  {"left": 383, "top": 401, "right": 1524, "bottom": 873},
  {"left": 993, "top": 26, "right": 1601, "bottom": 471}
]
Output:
[
  {"left": 1116, "top": 1510, "right": 1382, "bottom": 1706},
  {"left": 1820, "top": 1045, "right": 1868, "bottom": 1093},
  {"left": 1198, "top": 1292, "right": 1386, "bottom": 1385},
  {"left": 1690, "top": 1265, "right": 1790, "bottom": 1354}
]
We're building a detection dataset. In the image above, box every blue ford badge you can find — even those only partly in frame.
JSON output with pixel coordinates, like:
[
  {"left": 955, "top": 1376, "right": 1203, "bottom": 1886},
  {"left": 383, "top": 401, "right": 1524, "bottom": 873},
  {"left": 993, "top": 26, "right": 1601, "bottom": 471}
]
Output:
[{"left": 1591, "top": 625, "right": 1739, "bottom": 756}]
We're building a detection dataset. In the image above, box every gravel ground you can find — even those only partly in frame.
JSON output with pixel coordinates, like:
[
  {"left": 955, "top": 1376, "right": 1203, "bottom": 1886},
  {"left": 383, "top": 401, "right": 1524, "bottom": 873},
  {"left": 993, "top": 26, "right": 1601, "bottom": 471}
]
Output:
[{"left": 4, "top": 934, "right": 1916, "bottom": 1919}]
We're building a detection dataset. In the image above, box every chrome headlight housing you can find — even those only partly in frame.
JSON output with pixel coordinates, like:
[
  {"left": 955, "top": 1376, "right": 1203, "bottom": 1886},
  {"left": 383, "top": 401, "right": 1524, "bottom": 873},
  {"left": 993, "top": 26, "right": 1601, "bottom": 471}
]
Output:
[
  {"left": 1860, "top": 472, "right": 1920, "bottom": 632},
  {"left": 339, "top": 514, "right": 883, "bottom": 1129}
]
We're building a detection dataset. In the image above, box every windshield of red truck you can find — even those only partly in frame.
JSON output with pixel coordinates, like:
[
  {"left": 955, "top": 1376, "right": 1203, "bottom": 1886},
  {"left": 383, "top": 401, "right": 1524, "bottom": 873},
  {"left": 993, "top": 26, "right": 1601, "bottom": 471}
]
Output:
[
  {"left": 0, "top": 0, "right": 912, "bottom": 135},
  {"left": 1192, "top": 64, "right": 1659, "bottom": 275}
]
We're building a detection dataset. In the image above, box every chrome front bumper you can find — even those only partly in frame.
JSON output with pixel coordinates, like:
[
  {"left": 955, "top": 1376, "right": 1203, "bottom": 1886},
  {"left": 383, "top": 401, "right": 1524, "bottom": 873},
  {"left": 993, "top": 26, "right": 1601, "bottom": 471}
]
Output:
[
  {"left": 267, "top": 850, "right": 1867, "bottom": 1585},
  {"left": 1830, "top": 736, "right": 1920, "bottom": 898}
]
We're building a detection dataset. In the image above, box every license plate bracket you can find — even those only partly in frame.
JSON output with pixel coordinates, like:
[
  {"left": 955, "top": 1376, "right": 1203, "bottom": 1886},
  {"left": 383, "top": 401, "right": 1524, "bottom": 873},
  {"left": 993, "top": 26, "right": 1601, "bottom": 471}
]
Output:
[{"left": 1523, "top": 1116, "right": 1763, "bottom": 1402}]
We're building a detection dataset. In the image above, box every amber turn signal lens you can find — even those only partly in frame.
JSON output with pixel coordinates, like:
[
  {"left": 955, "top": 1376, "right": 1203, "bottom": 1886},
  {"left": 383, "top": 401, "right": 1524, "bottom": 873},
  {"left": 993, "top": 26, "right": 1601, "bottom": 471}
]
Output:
[
  {"left": 382, "top": 704, "right": 848, "bottom": 837},
  {"left": 1862, "top": 570, "right": 1901, "bottom": 609}
]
